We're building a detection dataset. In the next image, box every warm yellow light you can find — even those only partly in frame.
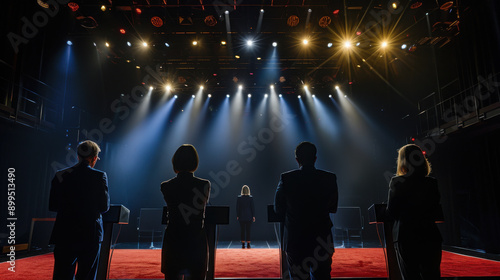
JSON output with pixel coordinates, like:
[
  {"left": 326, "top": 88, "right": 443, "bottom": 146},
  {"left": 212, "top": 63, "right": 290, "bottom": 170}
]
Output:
[
  {"left": 235, "top": 55, "right": 240, "bottom": 59},
  {"left": 344, "top": 41, "right": 352, "bottom": 48},
  {"left": 221, "top": 41, "right": 227, "bottom": 45},
  {"left": 257, "top": 57, "right": 262, "bottom": 60},
  {"left": 381, "top": 41, "right": 388, "bottom": 48},
  {"left": 142, "top": 42, "right": 148, "bottom": 47},
  {"left": 101, "top": 5, "right": 106, "bottom": 11},
  {"left": 166, "top": 85, "right": 172, "bottom": 91},
  {"left": 105, "top": 42, "right": 110, "bottom": 47},
  {"left": 192, "top": 41, "right": 198, "bottom": 46},
  {"left": 200, "top": 86, "right": 204, "bottom": 90},
  {"left": 302, "top": 39, "right": 309, "bottom": 45},
  {"left": 392, "top": 2, "right": 397, "bottom": 9}
]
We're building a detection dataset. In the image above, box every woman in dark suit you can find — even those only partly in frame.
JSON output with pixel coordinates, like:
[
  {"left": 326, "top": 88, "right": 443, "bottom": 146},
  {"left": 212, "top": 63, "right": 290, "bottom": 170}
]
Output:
[
  {"left": 161, "top": 144, "right": 210, "bottom": 280},
  {"left": 386, "top": 144, "right": 443, "bottom": 280},
  {"left": 236, "top": 185, "right": 255, "bottom": 248}
]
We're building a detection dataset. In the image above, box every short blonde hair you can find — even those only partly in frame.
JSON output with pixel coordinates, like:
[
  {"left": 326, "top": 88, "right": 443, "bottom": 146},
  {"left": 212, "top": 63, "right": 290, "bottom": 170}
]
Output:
[
  {"left": 396, "top": 144, "right": 431, "bottom": 177},
  {"left": 241, "top": 185, "right": 251, "bottom": 195}
]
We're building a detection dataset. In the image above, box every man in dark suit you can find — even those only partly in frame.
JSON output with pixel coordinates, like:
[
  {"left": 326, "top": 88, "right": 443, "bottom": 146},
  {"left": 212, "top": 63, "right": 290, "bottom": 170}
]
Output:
[
  {"left": 274, "top": 141, "right": 338, "bottom": 280},
  {"left": 49, "top": 140, "right": 110, "bottom": 280}
]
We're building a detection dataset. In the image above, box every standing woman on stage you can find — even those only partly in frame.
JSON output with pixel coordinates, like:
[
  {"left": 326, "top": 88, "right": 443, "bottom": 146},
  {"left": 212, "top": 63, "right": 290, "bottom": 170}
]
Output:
[
  {"left": 237, "top": 185, "right": 255, "bottom": 248},
  {"left": 161, "top": 144, "right": 211, "bottom": 280},
  {"left": 386, "top": 144, "right": 443, "bottom": 280}
]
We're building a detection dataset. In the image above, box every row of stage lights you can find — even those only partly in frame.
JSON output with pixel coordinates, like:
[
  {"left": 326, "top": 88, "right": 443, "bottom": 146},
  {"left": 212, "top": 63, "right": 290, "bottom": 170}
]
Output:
[
  {"left": 66, "top": 37, "right": 413, "bottom": 52},
  {"left": 142, "top": 85, "right": 347, "bottom": 99}
]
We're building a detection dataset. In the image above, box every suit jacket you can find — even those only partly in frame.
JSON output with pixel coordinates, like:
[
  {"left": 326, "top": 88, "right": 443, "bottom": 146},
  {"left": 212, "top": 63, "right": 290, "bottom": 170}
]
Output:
[
  {"left": 386, "top": 175, "right": 443, "bottom": 244},
  {"left": 160, "top": 172, "right": 211, "bottom": 273},
  {"left": 237, "top": 195, "right": 255, "bottom": 222},
  {"left": 49, "top": 161, "right": 110, "bottom": 245},
  {"left": 274, "top": 165, "right": 338, "bottom": 253}
]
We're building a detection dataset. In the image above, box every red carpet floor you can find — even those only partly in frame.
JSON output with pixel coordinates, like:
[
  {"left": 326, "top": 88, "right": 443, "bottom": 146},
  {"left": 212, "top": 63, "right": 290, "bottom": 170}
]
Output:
[{"left": 1, "top": 248, "right": 500, "bottom": 279}]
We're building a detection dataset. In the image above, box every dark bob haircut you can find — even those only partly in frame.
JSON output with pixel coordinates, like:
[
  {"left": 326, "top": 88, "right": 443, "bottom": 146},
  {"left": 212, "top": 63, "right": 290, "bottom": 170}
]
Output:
[{"left": 172, "top": 144, "right": 199, "bottom": 173}]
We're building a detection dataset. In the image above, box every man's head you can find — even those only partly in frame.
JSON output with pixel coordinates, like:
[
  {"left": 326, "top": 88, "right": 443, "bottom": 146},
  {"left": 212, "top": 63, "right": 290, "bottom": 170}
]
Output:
[
  {"left": 295, "top": 141, "right": 317, "bottom": 167},
  {"left": 77, "top": 140, "right": 101, "bottom": 168}
]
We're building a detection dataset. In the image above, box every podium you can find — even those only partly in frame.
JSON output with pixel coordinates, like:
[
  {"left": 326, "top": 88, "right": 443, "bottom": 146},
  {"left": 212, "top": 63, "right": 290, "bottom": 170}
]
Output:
[
  {"left": 368, "top": 204, "right": 401, "bottom": 280},
  {"left": 267, "top": 205, "right": 286, "bottom": 279},
  {"left": 161, "top": 205, "right": 229, "bottom": 280},
  {"left": 97, "top": 204, "right": 130, "bottom": 280}
]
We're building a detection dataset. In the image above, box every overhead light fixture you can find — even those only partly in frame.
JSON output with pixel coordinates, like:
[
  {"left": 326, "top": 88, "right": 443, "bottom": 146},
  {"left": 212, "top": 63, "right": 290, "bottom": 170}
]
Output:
[
  {"left": 135, "top": 8, "right": 142, "bottom": 14},
  {"left": 401, "top": 44, "right": 407, "bottom": 49},
  {"left": 226, "top": 94, "right": 230, "bottom": 98},
  {"left": 119, "top": 28, "right": 126, "bottom": 34},
  {"left": 151, "top": 16, "right": 164, "bottom": 28},
  {"left": 165, "top": 43, "right": 170, "bottom": 47},
  {"left": 208, "top": 94, "right": 212, "bottom": 98},
  {"left": 225, "top": 10, "right": 229, "bottom": 15},
  {"left": 221, "top": 41, "right": 227, "bottom": 45},
  {"left": 272, "top": 42, "right": 278, "bottom": 47},
  {"left": 327, "top": 42, "right": 333, "bottom": 48},
  {"left": 246, "top": 40, "right": 253, "bottom": 46},
  {"left": 235, "top": 55, "right": 240, "bottom": 59},
  {"left": 105, "top": 42, "right": 110, "bottom": 47},
  {"left": 264, "top": 94, "right": 268, "bottom": 98},
  {"left": 192, "top": 41, "right": 198, "bottom": 46},
  {"left": 381, "top": 41, "right": 388, "bottom": 48},
  {"left": 127, "top": 41, "right": 132, "bottom": 47},
  {"left": 257, "top": 57, "right": 262, "bottom": 60},
  {"left": 149, "top": 86, "right": 153, "bottom": 90},
  {"left": 66, "top": 40, "right": 73, "bottom": 46},
  {"left": 302, "top": 39, "right": 309, "bottom": 45},
  {"left": 248, "top": 94, "right": 252, "bottom": 98},
  {"left": 344, "top": 41, "right": 351, "bottom": 48},
  {"left": 142, "top": 42, "right": 148, "bottom": 47},
  {"left": 100, "top": 5, "right": 106, "bottom": 12},
  {"left": 174, "top": 95, "right": 178, "bottom": 99},
  {"left": 279, "top": 94, "right": 282, "bottom": 98},
  {"left": 260, "top": 9, "right": 264, "bottom": 13}
]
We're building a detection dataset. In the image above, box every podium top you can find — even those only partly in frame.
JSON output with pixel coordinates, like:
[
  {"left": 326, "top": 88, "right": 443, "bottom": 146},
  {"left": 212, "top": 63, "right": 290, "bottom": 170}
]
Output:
[{"left": 103, "top": 205, "right": 130, "bottom": 224}]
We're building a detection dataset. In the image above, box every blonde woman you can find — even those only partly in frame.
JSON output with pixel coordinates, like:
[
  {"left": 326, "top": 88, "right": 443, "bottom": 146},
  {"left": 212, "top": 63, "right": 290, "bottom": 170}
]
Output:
[
  {"left": 386, "top": 144, "right": 443, "bottom": 280},
  {"left": 236, "top": 185, "right": 255, "bottom": 248}
]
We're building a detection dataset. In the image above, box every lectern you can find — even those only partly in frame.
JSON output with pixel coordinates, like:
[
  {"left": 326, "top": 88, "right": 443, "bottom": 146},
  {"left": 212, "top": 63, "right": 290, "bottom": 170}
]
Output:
[
  {"left": 267, "top": 204, "right": 286, "bottom": 279},
  {"left": 162, "top": 205, "right": 229, "bottom": 280},
  {"left": 98, "top": 204, "right": 130, "bottom": 280}
]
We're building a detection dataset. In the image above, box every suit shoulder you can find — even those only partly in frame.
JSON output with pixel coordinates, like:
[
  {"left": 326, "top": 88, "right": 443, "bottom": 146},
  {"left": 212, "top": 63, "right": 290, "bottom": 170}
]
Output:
[
  {"left": 194, "top": 176, "right": 210, "bottom": 186},
  {"left": 317, "top": 169, "right": 336, "bottom": 177}
]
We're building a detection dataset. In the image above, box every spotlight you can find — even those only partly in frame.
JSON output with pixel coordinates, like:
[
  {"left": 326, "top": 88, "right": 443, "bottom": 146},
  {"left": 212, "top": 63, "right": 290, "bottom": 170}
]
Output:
[
  {"left": 238, "top": 85, "right": 243, "bottom": 90},
  {"left": 328, "top": 94, "right": 332, "bottom": 98},
  {"left": 226, "top": 94, "right": 230, "bottom": 98},
  {"left": 135, "top": 8, "right": 142, "bottom": 14},
  {"left": 105, "top": 42, "right": 110, "bottom": 47},
  {"left": 312, "top": 94, "right": 316, "bottom": 98},
  {"left": 149, "top": 86, "right": 153, "bottom": 90},
  {"left": 174, "top": 95, "right": 178, "bottom": 99},
  {"left": 221, "top": 41, "right": 227, "bottom": 45},
  {"left": 344, "top": 95, "right": 347, "bottom": 98},
  {"left": 335, "top": 85, "right": 339, "bottom": 89},
  {"left": 165, "top": 42, "right": 170, "bottom": 47},
  {"left": 127, "top": 41, "right": 132, "bottom": 47},
  {"left": 93, "top": 42, "right": 96, "bottom": 47},
  {"left": 327, "top": 42, "right": 333, "bottom": 48},
  {"left": 381, "top": 41, "right": 388, "bottom": 48},
  {"left": 166, "top": 85, "right": 172, "bottom": 91},
  {"left": 136, "top": 66, "right": 140, "bottom": 69},
  {"left": 260, "top": 9, "right": 264, "bottom": 13},
  {"left": 264, "top": 94, "right": 268, "bottom": 98},
  {"left": 246, "top": 40, "right": 253, "bottom": 46},
  {"left": 304, "top": 85, "right": 308, "bottom": 90},
  {"left": 192, "top": 41, "right": 198, "bottom": 46},
  {"left": 272, "top": 42, "right": 278, "bottom": 47},
  {"left": 208, "top": 94, "right": 212, "bottom": 98},
  {"left": 66, "top": 40, "right": 73, "bottom": 46},
  {"left": 100, "top": 5, "right": 106, "bottom": 11},
  {"left": 356, "top": 42, "right": 361, "bottom": 46},
  {"left": 119, "top": 28, "right": 126, "bottom": 34},
  {"left": 343, "top": 41, "right": 351, "bottom": 48},
  {"left": 308, "top": 9, "right": 312, "bottom": 13},
  {"left": 235, "top": 55, "right": 240, "bottom": 59},
  {"left": 248, "top": 94, "right": 252, "bottom": 98},
  {"left": 302, "top": 39, "right": 309, "bottom": 45},
  {"left": 392, "top": 2, "right": 398, "bottom": 9},
  {"left": 200, "top": 86, "right": 204, "bottom": 90},
  {"left": 225, "top": 10, "right": 229, "bottom": 15},
  {"left": 279, "top": 94, "right": 282, "bottom": 98},
  {"left": 425, "top": 12, "right": 429, "bottom": 15},
  {"left": 270, "top": 85, "right": 274, "bottom": 89},
  {"left": 401, "top": 44, "right": 407, "bottom": 49},
  {"left": 192, "top": 95, "right": 195, "bottom": 99},
  {"left": 333, "top": 9, "right": 340, "bottom": 15},
  {"left": 142, "top": 42, "right": 148, "bottom": 47},
  {"left": 298, "top": 95, "right": 301, "bottom": 99}
]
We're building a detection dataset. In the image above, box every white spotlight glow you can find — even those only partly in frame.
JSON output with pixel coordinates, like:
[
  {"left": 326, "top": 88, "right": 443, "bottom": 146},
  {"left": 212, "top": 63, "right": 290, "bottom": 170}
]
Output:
[
  {"left": 248, "top": 94, "right": 252, "bottom": 98},
  {"left": 149, "top": 86, "right": 153, "bottom": 90},
  {"left": 165, "top": 43, "right": 170, "bottom": 47},
  {"left": 142, "top": 42, "right": 148, "bottom": 47},
  {"left": 200, "top": 86, "right": 204, "bottom": 90},
  {"left": 312, "top": 94, "right": 316, "bottom": 98},
  {"left": 329, "top": 94, "right": 332, "bottom": 98},
  {"left": 93, "top": 42, "right": 96, "bottom": 47},
  {"left": 260, "top": 9, "right": 264, "bottom": 13},
  {"left": 225, "top": 10, "right": 229, "bottom": 15},
  {"left": 192, "top": 95, "right": 195, "bottom": 99},
  {"left": 344, "top": 41, "right": 351, "bottom": 48},
  {"left": 344, "top": 95, "right": 347, "bottom": 98},
  {"left": 272, "top": 42, "right": 277, "bottom": 47},
  {"left": 174, "top": 95, "right": 178, "bottom": 99},
  {"left": 127, "top": 41, "right": 132, "bottom": 47},
  {"left": 381, "top": 41, "right": 388, "bottom": 48},
  {"left": 208, "top": 94, "right": 212, "bottom": 98},
  {"left": 302, "top": 39, "right": 309, "bottom": 45},
  {"left": 270, "top": 85, "right": 274, "bottom": 89},
  {"left": 304, "top": 85, "right": 308, "bottom": 90},
  {"left": 105, "top": 42, "right": 110, "bottom": 47},
  {"left": 238, "top": 85, "right": 243, "bottom": 90},
  {"left": 335, "top": 85, "right": 340, "bottom": 90},
  {"left": 247, "top": 40, "right": 253, "bottom": 46},
  {"left": 166, "top": 85, "right": 172, "bottom": 91},
  {"left": 401, "top": 44, "right": 407, "bottom": 49},
  {"left": 192, "top": 41, "right": 198, "bottom": 46},
  {"left": 264, "top": 94, "right": 268, "bottom": 98},
  {"left": 327, "top": 42, "right": 333, "bottom": 48},
  {"left": 279, "top": 94, "right": 282, "bottom": 98},
  {"left": 66, "top": 40, "right": 73, "bottom": 46},
  {"left": 298, "top": 95, "right": 301, "bottom": 99},
  {"left": 226, "top": 94, "right": 230, "bottom": 98}
]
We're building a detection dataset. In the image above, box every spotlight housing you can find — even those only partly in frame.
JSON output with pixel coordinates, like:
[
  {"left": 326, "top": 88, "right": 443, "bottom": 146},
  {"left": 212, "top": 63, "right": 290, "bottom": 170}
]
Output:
[
  {"left": 272, "top": 42, "right": 278, "bottom": 47},
  {"left": 66, "top": 40, "right": 73, "bottom": 46},
  {"left": 279, "top": 94, "right": 282, "bottom": 98},
  {"left": 142, "top": 42, "right": 148, "bottom": 47},
  {"left": 248, "top": 94, "right": 252, "bottom": 98},
  {"left": 127, "top": 41, "right": 132, "bottom": 47}
]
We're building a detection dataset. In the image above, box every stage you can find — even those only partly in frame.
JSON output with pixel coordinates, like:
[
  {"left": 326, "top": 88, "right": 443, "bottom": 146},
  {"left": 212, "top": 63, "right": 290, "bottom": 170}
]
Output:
[{"left": 1, "top": 247, "right": 499, "bottom": 280}]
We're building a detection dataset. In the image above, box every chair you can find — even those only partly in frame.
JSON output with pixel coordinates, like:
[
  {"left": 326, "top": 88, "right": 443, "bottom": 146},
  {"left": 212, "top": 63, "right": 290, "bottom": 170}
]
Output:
[
  {"left": 333, "top": 206, "right": 364, "bottom": 248},
  {"left": 137, "top": 208, "right": 165, "bottom": 249}
]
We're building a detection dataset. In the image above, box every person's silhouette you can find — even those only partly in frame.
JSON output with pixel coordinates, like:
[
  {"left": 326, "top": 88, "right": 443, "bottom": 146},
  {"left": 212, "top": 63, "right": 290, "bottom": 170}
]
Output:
[
  {"left": 161, "top": 144, "right": 211, "bottom": 280},
  {"left": 274, "top": 141, "right": 338, "bottom": 280}
]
